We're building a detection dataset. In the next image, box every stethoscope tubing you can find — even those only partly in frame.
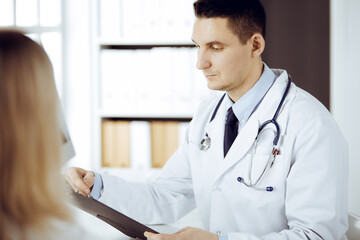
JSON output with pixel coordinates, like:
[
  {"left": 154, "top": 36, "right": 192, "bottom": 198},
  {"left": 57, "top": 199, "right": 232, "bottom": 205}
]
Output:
[
  {"left": 257, "top": 76, "right": 292, "bottom": 146},
  {"left": 200, "top": 77, "right": 292, "bottom": 192}
]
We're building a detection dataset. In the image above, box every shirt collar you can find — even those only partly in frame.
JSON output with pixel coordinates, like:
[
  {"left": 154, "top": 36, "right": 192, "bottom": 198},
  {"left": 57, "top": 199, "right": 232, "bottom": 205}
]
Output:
[{"left": 224, "top": 63, "right": 277, "bottom": 126}]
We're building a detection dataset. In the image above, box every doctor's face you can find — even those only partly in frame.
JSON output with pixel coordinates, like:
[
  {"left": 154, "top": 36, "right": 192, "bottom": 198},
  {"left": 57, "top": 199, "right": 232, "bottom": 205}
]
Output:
[{"left": 192, "top": 17, "right": 258, "bottom": 101}]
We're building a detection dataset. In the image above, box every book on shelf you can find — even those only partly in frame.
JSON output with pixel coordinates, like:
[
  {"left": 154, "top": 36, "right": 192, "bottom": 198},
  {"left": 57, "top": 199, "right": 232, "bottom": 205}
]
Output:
[
  {"left": 150, "top": 121, "right": 179, "bottom": 168},
  {"left": 101, "top": 120, "right": 131, "bottom": 168}
]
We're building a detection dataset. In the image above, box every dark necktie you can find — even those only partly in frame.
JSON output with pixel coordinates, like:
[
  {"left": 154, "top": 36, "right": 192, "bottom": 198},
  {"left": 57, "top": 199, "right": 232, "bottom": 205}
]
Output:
[{"left": 224, "top": 107, "right": 239, "bottom": 157}]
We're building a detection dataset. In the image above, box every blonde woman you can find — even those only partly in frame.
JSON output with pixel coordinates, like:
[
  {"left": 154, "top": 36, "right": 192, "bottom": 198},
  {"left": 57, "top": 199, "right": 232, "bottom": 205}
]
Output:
[{"left": 0, "top": 30, "right": 92, "bottom": 240}]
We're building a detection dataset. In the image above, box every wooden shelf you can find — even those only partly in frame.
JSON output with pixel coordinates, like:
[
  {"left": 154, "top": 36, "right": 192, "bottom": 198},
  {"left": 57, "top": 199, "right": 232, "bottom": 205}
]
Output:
[
  {"left": 100, "top": 43, "right": 196, "bottom": 50},
  {"left": 101, "top": 116, "right": 192, "bottom": 122}
]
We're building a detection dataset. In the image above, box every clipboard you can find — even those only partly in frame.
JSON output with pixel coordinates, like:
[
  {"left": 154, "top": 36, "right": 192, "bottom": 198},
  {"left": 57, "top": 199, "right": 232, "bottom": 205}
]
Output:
[{"left": 70, "top": 192, "right": 159, "bottom": 239}]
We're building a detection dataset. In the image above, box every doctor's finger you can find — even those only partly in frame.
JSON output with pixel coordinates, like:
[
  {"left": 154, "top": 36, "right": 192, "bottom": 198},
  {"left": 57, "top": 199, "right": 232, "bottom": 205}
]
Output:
[
  {"left": 82, "top": 171, "right": 95, "bottom": 188},
  {"left": 65, "top": 175, "right": 89, "bottom": 196},
  {"left": 174, "top": 226, "right": 193, "bottom": 234},
  {"left": 71, "top": 175, "right": 91, "bottom": 195},
  {"left": 144, "top": 232, "right": 174, "bottom": 240},
  {"left": 64, "top": 171, "right": 79, "bottom": 192},
  {"left": 65, "top": 167, "right": 91, "bottom": 195},
  {"left": 67, "top": 180, "right": 89, "bottom": 196}
]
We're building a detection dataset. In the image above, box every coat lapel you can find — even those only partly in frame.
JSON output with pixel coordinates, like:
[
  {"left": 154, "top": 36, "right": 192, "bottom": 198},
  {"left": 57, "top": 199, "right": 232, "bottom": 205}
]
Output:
[
  {"left": 211, "top": 71, "right": 290, "bottom": 185},
  {"left": 203, "top": 98, "right": 227, "bottom": 160}
]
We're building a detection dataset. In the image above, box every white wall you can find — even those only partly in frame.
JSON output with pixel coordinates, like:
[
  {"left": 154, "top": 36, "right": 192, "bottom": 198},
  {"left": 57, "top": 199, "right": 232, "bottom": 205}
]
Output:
[
  {"left": 331, "top": 0, "right": 360, "bottom": 215},
  {"left": 62, "top": 0, "right": 93, "bottom": 169}
]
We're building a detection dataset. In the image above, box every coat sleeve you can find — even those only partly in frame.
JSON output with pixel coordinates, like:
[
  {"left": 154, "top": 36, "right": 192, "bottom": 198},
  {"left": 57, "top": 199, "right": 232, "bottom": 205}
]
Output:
[
  {"left": 226, "top": 115, "right": 349, "bottom": 240},
  {"left": 98, "top": 126, "right": 196, "bottom": 225}
]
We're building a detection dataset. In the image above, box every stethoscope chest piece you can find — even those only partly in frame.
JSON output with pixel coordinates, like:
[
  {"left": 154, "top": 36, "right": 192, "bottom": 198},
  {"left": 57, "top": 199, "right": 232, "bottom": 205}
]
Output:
[{"left": 200, "top": 136, "right": 211, "bottom": 151}]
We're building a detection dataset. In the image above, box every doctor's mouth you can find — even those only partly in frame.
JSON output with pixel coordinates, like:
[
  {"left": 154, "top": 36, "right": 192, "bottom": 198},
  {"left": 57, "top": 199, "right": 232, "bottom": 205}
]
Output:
[
  {"left": 204, "top": 73, "right": 218, "bottom": 79},
  {"left": 203, "top": 70, "right": 217, "bottom": 75}
]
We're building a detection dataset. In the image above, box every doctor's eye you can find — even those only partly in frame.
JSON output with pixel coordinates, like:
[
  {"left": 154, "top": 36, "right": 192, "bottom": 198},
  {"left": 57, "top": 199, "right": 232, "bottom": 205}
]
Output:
[{"left": 210, "top": 45, "right": 223, "bottom": 52}]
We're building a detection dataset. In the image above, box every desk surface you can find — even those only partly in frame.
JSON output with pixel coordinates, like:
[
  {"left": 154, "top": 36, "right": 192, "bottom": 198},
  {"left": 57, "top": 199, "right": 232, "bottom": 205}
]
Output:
[{"left": 72, "top": 206, "right": 203, "bottom": 239}]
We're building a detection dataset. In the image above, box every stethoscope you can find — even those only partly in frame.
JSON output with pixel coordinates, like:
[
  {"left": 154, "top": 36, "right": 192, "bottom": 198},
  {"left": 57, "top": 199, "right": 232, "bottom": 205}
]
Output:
[{"left": 200, "top": 77, "right": 292, "bottom": 192}]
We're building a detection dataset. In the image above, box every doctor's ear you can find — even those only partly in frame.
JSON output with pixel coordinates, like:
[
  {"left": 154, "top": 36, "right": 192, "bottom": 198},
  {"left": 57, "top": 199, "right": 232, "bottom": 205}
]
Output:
[{"left": 249, "top": 33, "right": 265, "bottom": 57}]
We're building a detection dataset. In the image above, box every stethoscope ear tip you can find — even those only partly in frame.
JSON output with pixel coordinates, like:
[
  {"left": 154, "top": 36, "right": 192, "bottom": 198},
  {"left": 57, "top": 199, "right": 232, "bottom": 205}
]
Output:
[{"left": 266, "top": 186, "right": 274, "bottom": 192}]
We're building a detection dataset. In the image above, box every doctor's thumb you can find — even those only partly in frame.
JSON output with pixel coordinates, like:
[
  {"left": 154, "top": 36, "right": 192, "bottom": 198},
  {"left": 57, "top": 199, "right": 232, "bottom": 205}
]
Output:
[
  {"left": 82, "top": 171, "right": 95, "bottom": 188},
  {"left": 144, "top": 231, "right": 157, "bottom": 239}
]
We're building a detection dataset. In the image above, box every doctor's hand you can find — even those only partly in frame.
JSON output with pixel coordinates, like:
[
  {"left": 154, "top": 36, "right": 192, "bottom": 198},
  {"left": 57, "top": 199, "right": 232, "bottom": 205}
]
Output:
[
  {"left": 65, "top": 167, "right": 95, "bottom": 196},
  {"left": 144, "top": 227, "right": 218, "bottom": 240}
]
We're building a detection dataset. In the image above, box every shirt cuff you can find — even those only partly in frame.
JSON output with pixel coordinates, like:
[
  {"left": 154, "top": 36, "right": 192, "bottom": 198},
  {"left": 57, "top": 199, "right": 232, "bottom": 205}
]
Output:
[
  {"left": 217, "top": 233, "right": 228, "bottom": 240},
  {"left": 90, "top": 172, "right": 103, "bottom": 200}
]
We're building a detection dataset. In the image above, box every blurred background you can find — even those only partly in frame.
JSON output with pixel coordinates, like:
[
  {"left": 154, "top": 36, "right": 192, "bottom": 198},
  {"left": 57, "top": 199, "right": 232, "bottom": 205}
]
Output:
[{"left": 1, "top": 0, "right": 359, "bottom": 216}]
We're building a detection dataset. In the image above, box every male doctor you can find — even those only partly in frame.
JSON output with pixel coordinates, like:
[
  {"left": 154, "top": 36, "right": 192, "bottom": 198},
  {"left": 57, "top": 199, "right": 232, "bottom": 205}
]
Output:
[{"left": 66, "top": 0, "right": 349, "bottom": 239}]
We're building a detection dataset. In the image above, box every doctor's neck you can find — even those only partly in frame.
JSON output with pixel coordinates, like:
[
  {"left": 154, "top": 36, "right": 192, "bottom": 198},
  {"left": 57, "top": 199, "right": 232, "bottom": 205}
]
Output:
[{"left": 227, "top": 59, "right": 264, "bottom": 103}]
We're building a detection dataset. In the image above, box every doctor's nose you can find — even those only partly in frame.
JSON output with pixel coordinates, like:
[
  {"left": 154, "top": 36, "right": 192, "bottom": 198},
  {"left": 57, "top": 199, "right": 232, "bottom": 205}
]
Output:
[{"left": 196, "top": 50, "right": 211, "bottom": 70}]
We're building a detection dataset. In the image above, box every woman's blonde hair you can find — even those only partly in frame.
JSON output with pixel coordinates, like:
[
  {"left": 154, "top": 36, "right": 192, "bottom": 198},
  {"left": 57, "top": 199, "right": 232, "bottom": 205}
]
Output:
[{"left": 0, "top": 29, "right": 71, "bottom": 239}]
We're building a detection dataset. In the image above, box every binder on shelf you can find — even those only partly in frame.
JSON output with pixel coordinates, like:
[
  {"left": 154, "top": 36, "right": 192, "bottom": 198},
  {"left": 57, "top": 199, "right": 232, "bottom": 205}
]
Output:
[
  {"left": 99, "top": 0, "right": 121, "bottom": 39},
  {"left": 102, "top": 120, "right": 131, "bottom": 168},
  {"left": 101, "top": 48, "right": 205, "bottom": 115},
  {"left": 150, "top": 121, "right": 179, "bottom": 168}
]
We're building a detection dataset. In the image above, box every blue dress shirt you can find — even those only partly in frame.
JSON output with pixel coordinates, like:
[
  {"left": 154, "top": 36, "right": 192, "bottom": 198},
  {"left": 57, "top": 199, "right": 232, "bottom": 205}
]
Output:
[{"left": 224, "top": 63, "right": 276, "bottom": 132}]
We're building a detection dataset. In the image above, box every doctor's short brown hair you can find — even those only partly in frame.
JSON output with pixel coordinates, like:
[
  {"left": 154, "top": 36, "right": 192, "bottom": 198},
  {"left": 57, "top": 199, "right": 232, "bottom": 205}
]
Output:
[{"left": 193, "top": 0, "right": 266, "bottom": 44}]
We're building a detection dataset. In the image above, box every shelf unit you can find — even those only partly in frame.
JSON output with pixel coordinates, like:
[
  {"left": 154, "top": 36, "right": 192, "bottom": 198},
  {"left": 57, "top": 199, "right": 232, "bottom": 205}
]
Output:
[
  {"left": 90, "top": 0, "right": 213, "bottom": 171},
  {"left": 100, "top": 43, "right": 196, "bottom": 50}
]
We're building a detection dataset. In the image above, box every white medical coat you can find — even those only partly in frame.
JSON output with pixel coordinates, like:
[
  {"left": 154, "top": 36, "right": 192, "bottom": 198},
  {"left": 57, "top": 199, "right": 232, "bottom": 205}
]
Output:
[{"left": 99, "top": 69, "right": 349, "bottom": 240}]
